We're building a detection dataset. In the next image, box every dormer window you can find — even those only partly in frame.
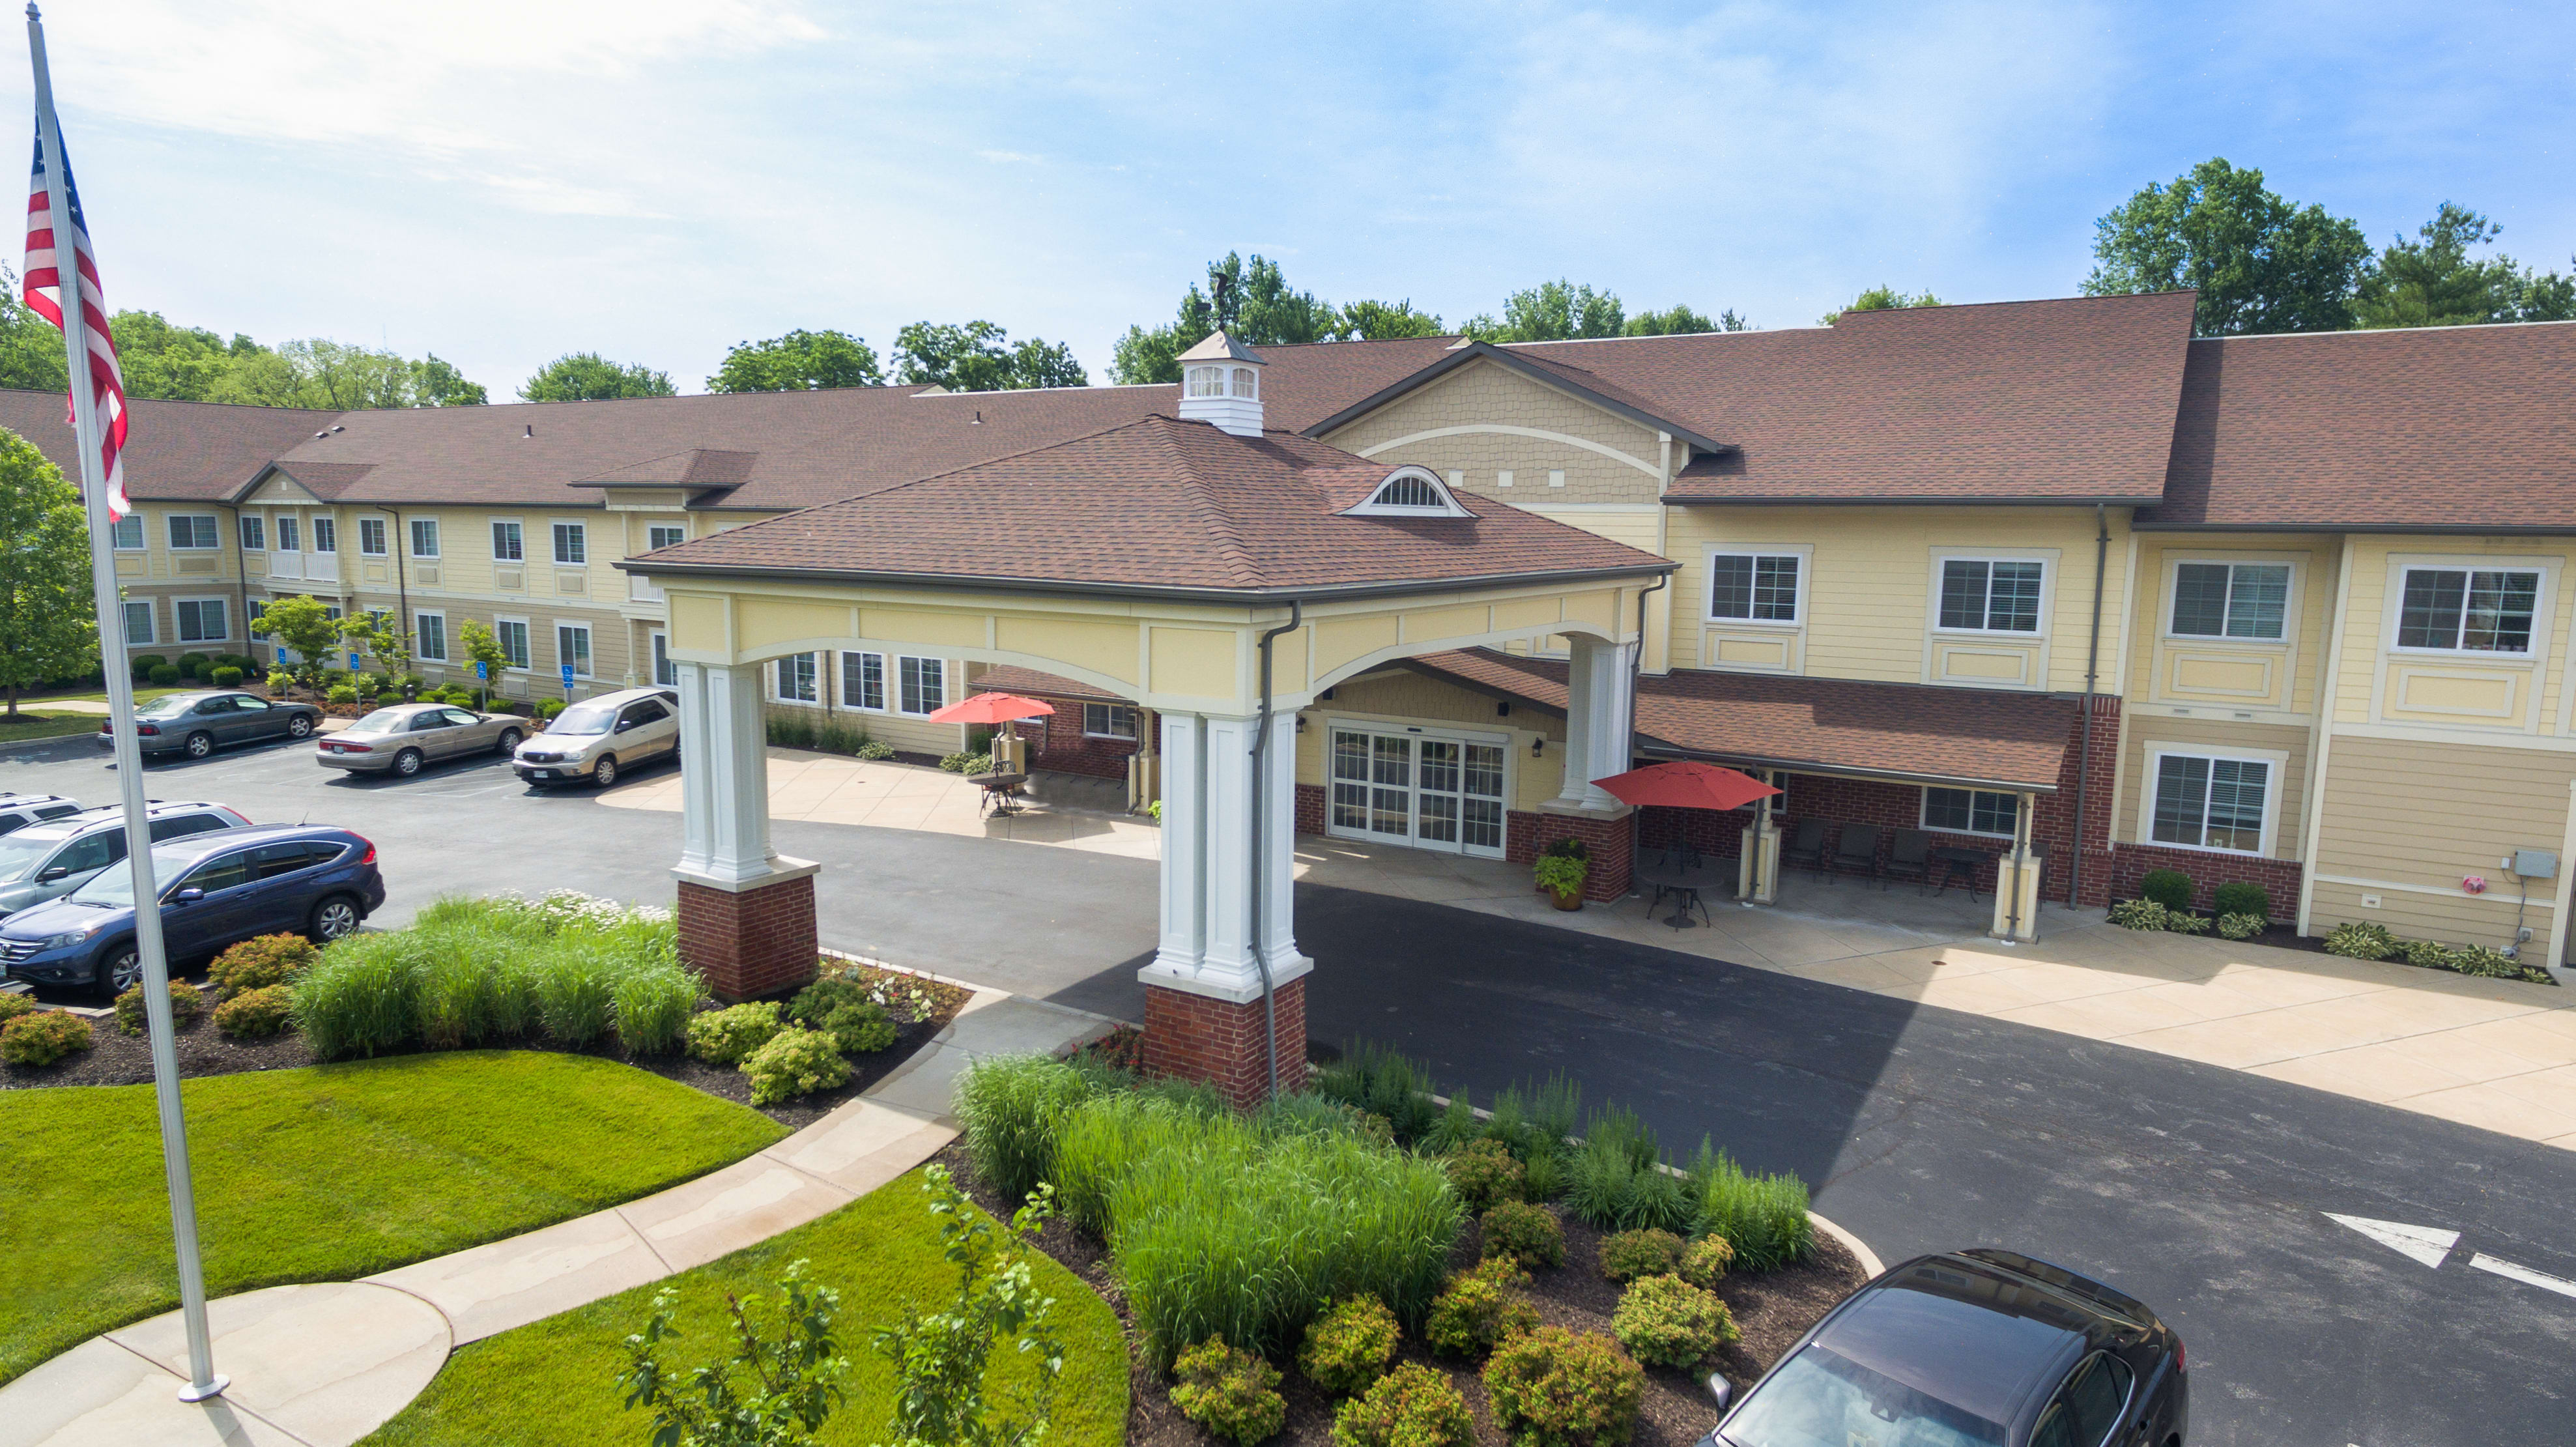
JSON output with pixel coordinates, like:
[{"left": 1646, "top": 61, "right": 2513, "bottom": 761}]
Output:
[
  {"left": 1343, "top": 466, "right": 1473, "bottom": 518},
  {"left": 1186, "top": 365, "right": 1227, "bottom": 397},
  {"left": 1229, "top": 365, "right": 1259, "bottom": 399}
]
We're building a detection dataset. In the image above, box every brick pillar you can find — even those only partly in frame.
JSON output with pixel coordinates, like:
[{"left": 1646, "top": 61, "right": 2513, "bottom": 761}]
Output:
[
  {"left": 676, "top": 868, "right": 820, "bottom": 1001},
  {"left": 1510, "top": 806, "right": 1637, "bottom": 900},
  {"left": 1143, "top": 976, "right": 1308, "bottom": 1108}
]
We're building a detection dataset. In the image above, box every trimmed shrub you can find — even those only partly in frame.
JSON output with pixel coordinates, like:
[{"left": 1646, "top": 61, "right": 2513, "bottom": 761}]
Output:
[
  {"left": 686, "top": 1000, "right": 784, "bottom": 1066},
  {"left": 214, "top": 985, "right": 294, "bottom": 1039},
  {"left": 1678, "top": 1234, "right": 1734, "bottom": 1288},
  {"left": 1447, "top": 1138, "right": 1526, "bottom": 1212},
  {"left": 1170, "top": 1336, "right": 1285, "bottom": 1446},
  {"left": 211, "top": 666, "right": 244, "bottom": 687},
  {"left": 147, "top": 664, "right": 181, "bottom": 685},
  {"left": 533, "top": 697, "right": 565, "bottom": 721},
  {"left": 0, "top": 993, "right": 39, "bottom": 1025},
  {"left": 2324, "top": 920, "right": 2397, "bottom": 960},
  {"left": 208, "top": 933, "right": 320, "bottom": 1000},
  {"left": 1598, "top": 1228, "right": 1686, "bottom": 1283},
  {"left": 1331, "top": 1362, "right": 1474, "bottom": 1447},
  {"left": 1425, "top": 1258, "right": 1541, "bottom": 1360},
  {"left": 784, "top": 975, "right": 866, "bottom": 1030},
  {"left": 2212, "top": 880, "right": 2270, "bottom": 921},
  {"left": 294, "top": 932, "right": 420, "bottom": 1058},
  {"left": 130, "top": 653, "right": 167, "bottom": 679},
  {"left": 2108, "top": 898, "right": 2171, "bottom": 931},
  {"left": 1691, "top": 1149, "right": 1813, "bottom": 1270},
  {"left": 326, "top": 685, "right": 359, "bottom": 706},
  {"left": 741, "top": 1025, "right": 850, "bottom": 1106},
  {"left": 1, "top": 1009, "right": 94, "bottom": 1067},
  {"left": 115, "top": 981, "right": 203, "bottom": 1036},
  {"left": 265, "top": 670, "right": 294, "bottom": 694},
  {"left": 2138, "top": 868, "right": 2194, "bottom": 911},
  {"left": 819, "top": 999, "right": 896, "bottom": 1053},
  {"left": 1611, "top": 1274, "right": 1738, "bottom": 1369},
  {"left": 956, "top": 1053, "right": 1096, "bottom": 1203},
  {"left": 177, "top": 652, "right": 211, "bottom": 674},
  {"left": 2217, "top": 913, "right": 2267, "bottom": 941},
  {"left": 1482, "top": 1326, "right": 1643, "bottom": 1447},
  {"left": 1480, "top": 1200, "right": 1566, "bottom": 1272},
  {"left": 1299, "top": 1295, "right": 1401, "bottom": 1397}
]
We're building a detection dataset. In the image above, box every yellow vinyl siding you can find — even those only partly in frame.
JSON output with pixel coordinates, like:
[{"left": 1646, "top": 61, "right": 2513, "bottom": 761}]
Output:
[
  {"left": 2126, "top": 534, "right": 2331, "bottom": 718},
  {"left": 2326, "top": 536, "right": 2576, "bottom": 736},
  {"left": 2308, "top": 735, "right": 2576, "bottom": 951},
  {"left": 1318, "top": 358, "right": 1666, "bottom": 506},
  {"left": 2115, "top": 718, "right": 2310, "bottom": 861}
]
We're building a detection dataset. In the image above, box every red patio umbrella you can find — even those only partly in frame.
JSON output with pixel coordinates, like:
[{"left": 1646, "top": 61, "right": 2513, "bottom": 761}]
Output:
[
  {"left": 1591, "top": 760, "right": 1780, "bottom": 812},
  {"left": 926, "top": 693, "right": 1056, "bottom": 725}
]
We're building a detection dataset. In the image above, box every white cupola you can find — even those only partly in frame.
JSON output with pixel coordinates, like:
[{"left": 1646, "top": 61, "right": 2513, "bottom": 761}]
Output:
[{"left": 1177, "top": 332, "right": 1266, "bottom": 437}]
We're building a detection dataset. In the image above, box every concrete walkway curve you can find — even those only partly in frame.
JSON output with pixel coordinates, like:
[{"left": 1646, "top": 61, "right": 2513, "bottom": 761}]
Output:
[{"left": 2, "top": 989, "right": 1115, "bottom": 1447}]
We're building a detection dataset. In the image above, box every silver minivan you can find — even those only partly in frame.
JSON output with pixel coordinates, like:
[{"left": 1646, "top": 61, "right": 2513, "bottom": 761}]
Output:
[
  {"left": 0, "top": 801, "right": 251, "bottom": 921},
  {"left": 512, "top": 687, "right": 680, "bottom": 788}
]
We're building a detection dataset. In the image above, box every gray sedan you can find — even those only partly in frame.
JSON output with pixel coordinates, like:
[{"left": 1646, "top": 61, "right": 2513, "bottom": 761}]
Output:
[{"left": 315, "top": 703, "right": 528, "bottom": 778}]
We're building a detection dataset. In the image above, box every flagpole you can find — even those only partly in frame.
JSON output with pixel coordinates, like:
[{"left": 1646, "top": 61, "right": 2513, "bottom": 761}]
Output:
[{"left": 27, "top": 3, "right": 225, "bottom": 1404}]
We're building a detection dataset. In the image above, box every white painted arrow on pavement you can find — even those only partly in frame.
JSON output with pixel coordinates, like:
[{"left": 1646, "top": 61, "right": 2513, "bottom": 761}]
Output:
[
  {"left": 2467, "top": 1253, "right": 2576, "bottom": 1301},
  {"left": 2326, "top": 1212, "right": 2460, "bottom": 1268}
]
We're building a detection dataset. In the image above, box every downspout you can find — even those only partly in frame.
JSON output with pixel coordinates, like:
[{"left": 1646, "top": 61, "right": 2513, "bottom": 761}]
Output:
[
  {"left": 2071, "top": 505, "right": 2110, "bottom": 908},
  {"left": 1627, "top": 576, "right": 1668, "bottom": 878},
  {"left": 388, "top": 506, "right": 412, "bottom": 689},
  {"left": 230, "top": 506, "right": 251, "bottom": 667},
  {"left": 1248, "top": 599, "right": 1303, "bottom": 1102}
]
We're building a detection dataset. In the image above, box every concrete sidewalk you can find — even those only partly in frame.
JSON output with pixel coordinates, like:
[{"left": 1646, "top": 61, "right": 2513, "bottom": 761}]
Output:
[{"left": 1, "top": 990, "right": 1112, "bottom": 1447}]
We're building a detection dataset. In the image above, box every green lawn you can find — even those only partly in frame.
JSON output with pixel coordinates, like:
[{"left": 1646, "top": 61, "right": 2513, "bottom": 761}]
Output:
[
  {"left": 0, "top": 1052, "right": 786, "bottom": 1384},
  {"left": 361, "top": 1166, "right": 1128, "bottom": 1447},
  {"left": 0, "top": 710, "right": 102, "bottom": 743},
  {"left": 21, "top": 685, "right": 189, "bottom": 706}
]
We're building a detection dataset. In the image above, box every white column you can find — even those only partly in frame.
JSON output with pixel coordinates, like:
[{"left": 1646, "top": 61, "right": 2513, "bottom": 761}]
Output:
[
  {"left": 674, "top": 660, "right": 807, "bottom": 889},
  {"left": 1152, "top": 713, "right": 1208, "bottom": 975},
  {"left": 1141, "top": 710, "right": 1312, "bottom": 1002},
  {"left": 1255, "top": 711, "right": 1302, "bottom": 974},
  {"left": 1558, "top": 636, "right": 1637, "bottom": 811}
]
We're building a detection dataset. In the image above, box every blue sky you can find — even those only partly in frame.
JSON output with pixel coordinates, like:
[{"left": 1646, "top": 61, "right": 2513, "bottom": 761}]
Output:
[{"left": 16, "top": 1, "right": 2573, "bottom": 395}]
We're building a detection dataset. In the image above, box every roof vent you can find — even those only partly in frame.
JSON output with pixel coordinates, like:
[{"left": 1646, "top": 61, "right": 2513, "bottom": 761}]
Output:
[
  {"left": 523, "top": 424, "right": 534, "bottom": 438},
  {"left": 971, "top": 410, "right": 983, "bottom": 425},
  {"left": 1177, "top": 332, "right": 1265, "bottom": 437},
  {"left": 313, "top": 431, "right": 327, "bottom": 438},
  {"left": 332, "top": 424, "right": 344, "bottom": 433}
]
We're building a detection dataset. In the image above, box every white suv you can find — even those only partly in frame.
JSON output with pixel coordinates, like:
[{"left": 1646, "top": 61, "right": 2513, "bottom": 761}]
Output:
[
  {"left": 0, "top": 794, "right": 84, "bottom": 837},
  {"left": 512, "top": 687, "right": 680, "bottom": 788},
  {"left": 0, "top": 801, "right": 251, "bottom": 921}
]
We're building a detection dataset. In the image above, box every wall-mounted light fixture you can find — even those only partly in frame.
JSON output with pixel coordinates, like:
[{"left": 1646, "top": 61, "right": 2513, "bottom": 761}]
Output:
[
  {"left": 1531, "top": 736, "right": 1545, "bottom": 758},
  {"left": 1295, "top": 714, "right": 1307, "bottom": 734}
]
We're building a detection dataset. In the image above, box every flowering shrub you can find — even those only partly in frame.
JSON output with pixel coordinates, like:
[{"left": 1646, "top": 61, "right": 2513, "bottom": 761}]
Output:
[
  {"left": 1330, "top": 1362, "right": 1474, "bottom": 1447},
  {"left": 1482, "top": 1326, "right": 1642, "bottom": 1447},
  {"left": 1170, "top": 1336, "right": 1285, "bottom": 1445},
  {"left": 515, "top": 888, "right": 673, "bottom": 930},
  {"left": 1298, "top": 1295, "right": 1400, "bottom": 1397},
  {"left": 1610, "top": 1274, "right": 1738, "bottom": 1368}
]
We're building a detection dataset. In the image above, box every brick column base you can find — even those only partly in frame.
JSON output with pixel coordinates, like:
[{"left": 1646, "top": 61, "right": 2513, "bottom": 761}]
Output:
[
  {"left": 676, "top": 868, "right": 822, "bottom": 1001},
  {"left": 1508, "top": 808, "right": 1636, "bottom": 900},
  {"left": 1143, "top": 976, "right": 1308, "bottom": 1109}
]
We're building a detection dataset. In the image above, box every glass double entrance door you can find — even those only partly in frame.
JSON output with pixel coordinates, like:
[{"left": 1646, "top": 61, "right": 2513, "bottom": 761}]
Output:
[{"left": 1328, "top": 726, "right": 1508, "bottom": 857}]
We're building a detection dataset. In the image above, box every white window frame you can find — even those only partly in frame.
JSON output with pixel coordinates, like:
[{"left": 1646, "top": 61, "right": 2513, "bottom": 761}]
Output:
[
  {"left": 414, "top": 610, "right": 448, "bottom": 662},
  {"left": 1932, "top": 551, "right": 2052, "bottom": 636},
  {"left": 273, "top": 515, "right": 300, "bottom": 553},
  {"left": 773, "top": 651, "right": 820, "bottom": 706},
  {"left": 897, "top": 655, "right": 945, "bottom": 717},
  {"left": 309, "top": 516, "right": 337, "bottom": 554},
  {"left": 650, "top": 630, "right": 676, "bottom": 688},
  {"left": 238, "top": 515, "right": 266, "bottom": 552},
  {"left": 839, "top": 650, "right": 885, "bottom": 711},
  {"left": 1083, "top": 702, "right": 1138, "bottom": 739},
  {"left": 2140, "top": 743, "right": 2286, "bottom": 858},
  {"left": 1704, "top": 544, "right": 1810, "bottom": 627},
  {"left": 646, "top": 522, "right": 688, "bottom": 552},
  {"left": 2164, "top": 556, "right": 2297, "bottom": 642},
  {"left": 1920, "top": 786, "right": 2020, "bottom": 840},
  {"left": 554, "top": 621, "right": 594, "bottom": 680},
  {"left": 111, "top": 513, "right": 145, "bottom": 551},
  {"left": 2386, "top": 559, "right": 2551, "bottom": 659},
  {"left": 491, "top": 519, "right": 525, "bottom": 563},
  {"left": 121, "top": 599, "right": 154, "bottom": 645},
  {"left": 494, "top": 616, "right": 532, "bottom": 671},
  {"left": 551, "top": 520, "right": 588, "bottom": 566},
  {"left": 356, "top": 517, "right": 389, "bottom": 556},
  {"left": 166, "top": 513, "right": 220, "bottom": 551},
  {"left": 409, "top": 518, "right": 441, "bottom": 559},
  {"left": 173, "top": 596, "right": 230, "bottom": 644}
]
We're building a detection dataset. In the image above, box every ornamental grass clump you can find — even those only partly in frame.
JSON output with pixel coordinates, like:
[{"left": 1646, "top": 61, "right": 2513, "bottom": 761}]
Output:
[
  {"left": 1298, "top": 1295, "right": 1401, "bottom": 1397},
  {"left": 1690, "top": 1146, "right": 1812, "bottom": 1270},
  {"left": 114, "top": 981, "right": 203, "bottom": 1036},
  {"left": 1, "top": 1009, "right": 93, "bottom": 1067},
  {"left": 1170, "top": 1337, "right": 1285, "bottom": 1446},
  {"left": 1330, "top": 1362, "right": 1474, "bottom": 1447},
  {"left": 1483, "top": 1326, "right": 1644, "bottom": 1447},
  {"left": 956, "top": 1053, "right": 1098, "bottom": 1203},
  {"left": 1611, "top": 1274, "right": 1738, "bottom": 1369},
  {"left": 294, "top": 931, "right": 422, "bottom": 1058},
  {"left": 1311, "top": 1039, "right": 1440, "bottom": 1144}
]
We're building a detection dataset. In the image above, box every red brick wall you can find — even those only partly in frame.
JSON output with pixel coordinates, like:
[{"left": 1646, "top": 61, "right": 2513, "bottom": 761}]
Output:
[
  {"left": 676, "top": 874, "right": 820, "bottom": 1002},
  {"left": 1295, "top": 782, "right": 1326, "bottom": 837},
  {"left": 1016, "top": 693, "right": 1144, "bottom": 781},
  {"left": 1505, "top": 809, "right": 1635, "bottom": 901},
  {"left": 2106, "top": 843, "right": 2304, "bottom": 921},
  {"left": 2062, "top": 696, "right": 2123, "bottom": 907},
  {"left": 1143, "top": 977, "right": 1309, "bottom": 1109}
]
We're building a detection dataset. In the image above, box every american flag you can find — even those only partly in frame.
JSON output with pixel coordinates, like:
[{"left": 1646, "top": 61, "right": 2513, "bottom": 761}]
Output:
[{"left": 24, "top": 124, "right": 128, "bottom": 518}]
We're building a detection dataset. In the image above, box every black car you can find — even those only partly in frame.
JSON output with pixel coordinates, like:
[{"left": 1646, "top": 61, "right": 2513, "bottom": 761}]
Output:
[
  {"left": 1704, "top": 1249, "right": 2185, "bottom": 1447},
  {"left": 101, "top": 691, "right": 323, "bottom": 760}
]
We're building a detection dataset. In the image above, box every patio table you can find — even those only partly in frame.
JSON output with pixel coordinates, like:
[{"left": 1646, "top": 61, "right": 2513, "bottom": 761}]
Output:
[
  {"left": 966, "top": 769, "right": 1031, "bottom": 817},
  {"left": 1931, "top": 846, "right": 1989, "bottom": 899},
  {"left": 1633, "top": 856, "right": 1729, "bottom": 928}
]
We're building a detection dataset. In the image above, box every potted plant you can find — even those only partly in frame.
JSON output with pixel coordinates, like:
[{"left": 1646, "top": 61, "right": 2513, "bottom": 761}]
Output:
[{"left": 1535, "top": 838, "right": 1590, "bottom": 911}]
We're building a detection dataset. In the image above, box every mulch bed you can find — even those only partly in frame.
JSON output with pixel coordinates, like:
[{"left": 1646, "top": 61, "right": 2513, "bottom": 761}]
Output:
[
  {"left": 0, "top": 961, "right": 971, "bottom": 1130},
  {"left": 939, "top": 1139, "right": 1870, "bottom": 1447}
]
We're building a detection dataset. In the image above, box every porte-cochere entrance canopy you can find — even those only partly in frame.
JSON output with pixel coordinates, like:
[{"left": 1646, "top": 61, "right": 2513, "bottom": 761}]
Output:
[{"left": 623, "top": 401, "right": 1673, "bottom": 1104}]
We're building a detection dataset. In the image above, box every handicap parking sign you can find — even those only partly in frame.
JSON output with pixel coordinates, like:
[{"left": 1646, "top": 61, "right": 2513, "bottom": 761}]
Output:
[
  {"left": 475, "top": 661, "right": 489, "bottom": 680},
  {"left": 560, "top": 665, "right": 575, "bottom": 691}
]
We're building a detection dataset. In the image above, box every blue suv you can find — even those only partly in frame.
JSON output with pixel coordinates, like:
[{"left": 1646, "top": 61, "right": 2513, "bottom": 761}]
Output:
[{"left": 0, "top": 825, "right": 385, "bottom": 997}]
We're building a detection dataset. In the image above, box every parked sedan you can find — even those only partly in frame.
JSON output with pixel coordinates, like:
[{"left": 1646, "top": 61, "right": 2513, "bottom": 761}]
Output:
[
  {"left": 512, "top": 687, "right": 680, "bottom": 788},
  {"left": 317, "top": 702, "right": 528, "bottom": 777},
  {"left": 0, "top": 824, "right": 384, "bottom": 997},
  {"left": 1701, "top": 1248, "right": 2185, "bottom": 1447},
  {"left": 101, "top": 691, "right": 323, "bottom": 760}
]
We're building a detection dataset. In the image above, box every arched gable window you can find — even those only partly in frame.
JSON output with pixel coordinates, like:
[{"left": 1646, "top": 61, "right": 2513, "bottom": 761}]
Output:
[{"left": 1343, "top": 466, "right": 1471, "bottom": 517}]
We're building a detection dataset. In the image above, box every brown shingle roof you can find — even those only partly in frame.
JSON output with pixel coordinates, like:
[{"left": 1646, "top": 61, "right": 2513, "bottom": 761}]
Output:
[
  {"left": 0, "top": 390, "right": 337, "bottom": 500},
  {"left": 2139, "top": 321, "right": 2576, "bottom": 532},
  {"left": 1404, "top": 648, "right": 2076, "bottom": 791},
  {"left": 633, "top": 415, "right": 1674, "bottom": 601}
]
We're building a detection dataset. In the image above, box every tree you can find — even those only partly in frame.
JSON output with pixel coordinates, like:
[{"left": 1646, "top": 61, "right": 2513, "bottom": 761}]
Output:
[
  {"left": 1336, "top": 298, "right": 1447, "bottom": 339},
  {"left": 2083, "top": 158, "right": 2372, "bottom": 336},
  {"left": 0, "top": 264, "right": 68, "bottom": 393},
  {"left": 249, "top": 593, "right": 345, "bottom": 693},
  {"left": 340, "top": 611, "right": 414, "bottom": 686},
  {"left": 1109, "top": 253, "right": 1338, "bottom": 384},
  {"left": 894, "top": 321, "right": 1086, "bottom": 392},
  {"left": 111, "top": 311, "right": 256, "bottom": 401},
  {"left": 0, "top": 429, "right": 96, "bottom": 715},
  {"left": 1624, "top": 304, "right": 1751, "bottom": 336},
  {"left": 707, "top": 329, "right": 885, "bottom": 392},
  {"left": 1819, "top": 287, "right": 1944, "bottom": 325},
  {"left": 410, "top": 354, "right": 489, "bottom": 406},
  {"left": 518, "top": 352, "right": 677, "bottom": 402},
  {"left": 2352, "top": 203, "right": 2576, "bottom": 329},
  {"left": 1461, "top": 280, "right": 1626, "bottom": 343},
  {"left": 619, "top": 1260, "right": 851, "bottom": 1447},
  {"left": 455, "top": 618, "right": 509, "bottom": 708},
  {"left": 870, "top": 1167, "right": 1063, "bottom": 1447}
]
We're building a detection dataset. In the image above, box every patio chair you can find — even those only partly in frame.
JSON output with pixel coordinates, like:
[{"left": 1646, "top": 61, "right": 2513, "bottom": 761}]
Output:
[
  {"left": 1781, "top": 817, "right": 1830, "bottom": 876},
  {"left": 1885, "top": 828, "right": 1933, "bottom": 893},
  {"left": 1832, "top": 822, "right": 1883, "bottom": 887}
]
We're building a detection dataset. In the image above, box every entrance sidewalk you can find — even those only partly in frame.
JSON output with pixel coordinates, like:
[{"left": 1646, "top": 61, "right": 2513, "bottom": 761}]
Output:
[{"left": 1, "top": 990, "right": 1113, "bottom": 1447}]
